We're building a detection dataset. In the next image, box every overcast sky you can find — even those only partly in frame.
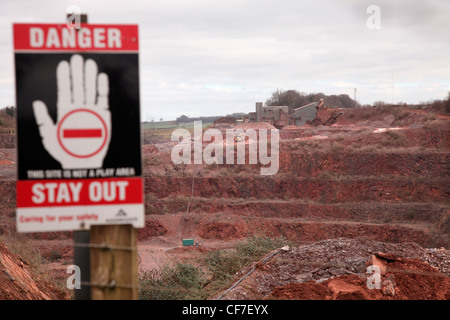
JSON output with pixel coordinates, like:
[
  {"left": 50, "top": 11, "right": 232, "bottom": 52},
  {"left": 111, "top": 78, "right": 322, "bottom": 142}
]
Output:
[{"left": 1, "top": 0, "right": 449, "bottom": 121}]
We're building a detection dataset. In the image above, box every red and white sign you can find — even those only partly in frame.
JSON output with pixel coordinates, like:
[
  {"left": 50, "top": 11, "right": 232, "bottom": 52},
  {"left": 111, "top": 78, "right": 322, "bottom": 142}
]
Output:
[
  {"left": 13, "top": 24, "right": 139, "bottom": 52},
  {"left": 17, "top": 178, "right": 143, "bottom": 232},
  {"left": 14, "top": 23, "right": 143, "bottom": 232},
  {"left": 16, "top": 177, "right": 143, "bottom": 232},
  {"left": 17, "top": 177, "right": 142, "bottom": 207}
]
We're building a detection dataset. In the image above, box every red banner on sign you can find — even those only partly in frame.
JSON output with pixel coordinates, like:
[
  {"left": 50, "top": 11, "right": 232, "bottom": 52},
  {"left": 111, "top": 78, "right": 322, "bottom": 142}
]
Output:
[
  {"left": 13, "top": 23, "right": 139, "bottom": 52},
  {"left": 16, "top": 177, "right": 143, "bottom": 207}
]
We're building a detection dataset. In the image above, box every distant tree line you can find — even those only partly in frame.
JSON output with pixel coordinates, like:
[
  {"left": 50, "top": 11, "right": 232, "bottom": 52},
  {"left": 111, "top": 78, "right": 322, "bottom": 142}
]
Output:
[
  {"left": 174, "top": 90, "right": 450, "bottom": 125},
  {"left": 265, "top": 89, "right": 357, "bottom": 109},
  {"left": 176, "top": 115, "right": 222, "bottom": 125}
]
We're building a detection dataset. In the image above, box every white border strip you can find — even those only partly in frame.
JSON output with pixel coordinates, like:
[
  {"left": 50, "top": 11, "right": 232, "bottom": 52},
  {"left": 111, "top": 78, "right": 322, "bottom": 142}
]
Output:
[{"left": 16, "top": 204, "right": 145, "bottom": 232}]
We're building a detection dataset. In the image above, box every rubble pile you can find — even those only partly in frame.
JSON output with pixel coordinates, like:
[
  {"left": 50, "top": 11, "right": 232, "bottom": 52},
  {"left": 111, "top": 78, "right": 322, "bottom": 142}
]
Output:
[{"left": 218, "top": 237, "right": 450, "bottom": 300}]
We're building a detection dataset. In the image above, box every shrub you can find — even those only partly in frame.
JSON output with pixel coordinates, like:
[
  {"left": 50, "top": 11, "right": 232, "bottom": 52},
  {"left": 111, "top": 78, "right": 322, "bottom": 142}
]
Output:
[
  {"left": 235, "top": 235, "right": 291, "bottom": 259},
  {"left": 423, "top": 112, "right": 436, "bottom": 122},
  {"left": 393, "top": 108, "right": 410, "bottom": 120},
  {"left": 145, "top": 193, "right": 158, "bottom": 203},
  {"left": 143, "top": 155, "right": 161, "bottom": 166},
  {"left": 403, "top": 209, "right": 418, "bottom": 221},
  {"left": 331, "top": 142, "right": 345, "bottom": 153},
  {"left": 139, "top": 262, "right": 207, "bottom": 300},
  {"left": 380, "top": 130, "right": 406, "bottom": 147},
  {"left": 161, "top": 205, "right": 169, "bottom": 215},
  {"left": 288, "top": 142, "right": 299, "bottom": 150},
  {"left": 446, "top": 93, "right": 450, "bottom": 113},
  {"left": 205, "top": 250, "right": 246, "bottom": 286},
  {"left": 0, "top": 234, "right": 44, "bottom": 269},
  {"left": 424, "top": 120, "right": 439, "bottom": 130},
  {"left": 204, "top": 235, "right": 293, "bottom": 290},
  {"left": 48, "top": 250, "right": 62, "bottom": 262},
  {"left": 0, "top": 234, "right": 60, "bottom": 288},
  {"left": 439, "top": 216, "right": 450, "bottom": 234}
]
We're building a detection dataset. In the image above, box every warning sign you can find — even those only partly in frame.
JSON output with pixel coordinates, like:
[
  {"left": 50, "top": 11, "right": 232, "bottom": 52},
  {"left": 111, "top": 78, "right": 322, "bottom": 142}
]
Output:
[{"left": 14, "top": 23, "right": 144, "bottom": 232}]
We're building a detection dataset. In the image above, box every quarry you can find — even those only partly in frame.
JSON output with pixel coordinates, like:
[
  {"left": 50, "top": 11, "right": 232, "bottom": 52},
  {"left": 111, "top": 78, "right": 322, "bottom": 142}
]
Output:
[{"left": 0, "top": 101, "right": 449, "bottom": 300}]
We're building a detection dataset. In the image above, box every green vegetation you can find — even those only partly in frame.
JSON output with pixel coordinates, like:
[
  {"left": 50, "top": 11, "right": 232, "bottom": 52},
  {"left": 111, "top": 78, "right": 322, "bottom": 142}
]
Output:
[
  {"left": 205, "top": 235, "right": 293, "bottom": 292},
  {"left": 423, "top": 112, "right": 439, "bottom": 130},
  {"left": 0, "top": 233, "right": 45, "bottom": 269},
  {"left": 0, "top": 233, "right": 66, "bottom": 292},
  {"left": 393, "top": 107, "right": 410, "bottom": 120},
  {"left": 139, "top": 262, "right": 208, "bottom": 300},
  {"left": 138, "top": 234, "right": 293, "bottom": 300},
  {"left": 265, "top": 89, "right": 356, "bottom": 109},
  {"left": 143, "top": 154, "right": 161, "bottom": 167},
  {"left": 141, "top": 121, "right": 213, "bottom": 144},
  {"left": 380, "top": 130, "right": 407, "bottom": 147},
  {"left": 344, "top": 104, "right": 392, "bottom": 120},
  {"left": 141, "top": 120, "right": 212, "bottom": 130},
  {"left": 428, "top": 92, "right": 450, "bottom": 114},
  {"left": 331, "top": 141, "right": 345, "bottom": 153}
]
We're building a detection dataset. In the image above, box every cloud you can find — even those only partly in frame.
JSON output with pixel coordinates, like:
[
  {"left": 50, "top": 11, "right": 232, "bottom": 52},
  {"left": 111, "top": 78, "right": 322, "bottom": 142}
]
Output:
[{"left": 1, "top": 0, "right": 449, "bottom": 120}]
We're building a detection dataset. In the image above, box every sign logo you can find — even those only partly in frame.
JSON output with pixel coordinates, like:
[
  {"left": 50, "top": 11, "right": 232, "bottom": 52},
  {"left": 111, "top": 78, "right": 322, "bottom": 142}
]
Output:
[{"left": 116, "top": 209, "right": 127, "bottom": 217}]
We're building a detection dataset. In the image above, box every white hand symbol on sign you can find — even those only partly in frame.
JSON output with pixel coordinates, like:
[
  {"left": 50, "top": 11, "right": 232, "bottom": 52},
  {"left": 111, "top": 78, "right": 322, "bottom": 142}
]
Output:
[{"left": 33, "top": 54, "right": 111, "bottom": 169}]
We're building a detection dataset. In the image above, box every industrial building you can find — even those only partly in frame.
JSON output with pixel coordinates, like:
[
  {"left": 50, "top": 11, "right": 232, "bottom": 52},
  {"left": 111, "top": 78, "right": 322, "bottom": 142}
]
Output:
[{"left": 248, "top": 99, "right": 325, "bottom": 128}]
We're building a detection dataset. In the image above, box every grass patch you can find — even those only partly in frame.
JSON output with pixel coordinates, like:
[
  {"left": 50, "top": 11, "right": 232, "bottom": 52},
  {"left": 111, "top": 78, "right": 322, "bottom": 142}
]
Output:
[
  {"left": 204, "top": 235, "right": 294, "bottom": 292},
  {"left": 0, "top": 234, "right": 46, "bottom": 270},
  {"left": 139, "top": 262, "right": 207, "bottom": 300},
  {"left": 139, "top": 234, "right": 294, "bottom": 299},
  {"left": 141, "top": 122, "right": 213, "bottom": 143},
  {"left": 424, "top": 119, "right": 440, "bottom": 130},
  {"left": 142, "top": 121, "right": 212, "bottom": 130}
]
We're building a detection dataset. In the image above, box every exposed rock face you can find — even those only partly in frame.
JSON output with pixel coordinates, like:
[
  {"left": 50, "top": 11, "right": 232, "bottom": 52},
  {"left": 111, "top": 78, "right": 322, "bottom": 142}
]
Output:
[{"left": 0, "top": 243, "right": 65, "bottom": 300}]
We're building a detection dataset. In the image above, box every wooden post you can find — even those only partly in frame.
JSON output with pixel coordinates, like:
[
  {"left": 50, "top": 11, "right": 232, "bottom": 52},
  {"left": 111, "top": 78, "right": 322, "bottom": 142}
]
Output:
[{"left": 89, "top": 224, "right": 138, "bottom": 300}]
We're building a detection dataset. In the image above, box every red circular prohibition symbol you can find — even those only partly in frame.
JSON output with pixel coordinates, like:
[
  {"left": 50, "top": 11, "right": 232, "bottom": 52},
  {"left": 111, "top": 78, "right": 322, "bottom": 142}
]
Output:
[{"left": 56, "top": 108, "right": 108, "bottom": 158}]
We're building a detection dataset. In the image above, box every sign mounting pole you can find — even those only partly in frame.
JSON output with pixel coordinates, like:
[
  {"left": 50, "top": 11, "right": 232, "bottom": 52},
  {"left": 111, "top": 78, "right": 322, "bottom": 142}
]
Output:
[{"left": 90, "top": 224, "right": 138, "bottom": 299}]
